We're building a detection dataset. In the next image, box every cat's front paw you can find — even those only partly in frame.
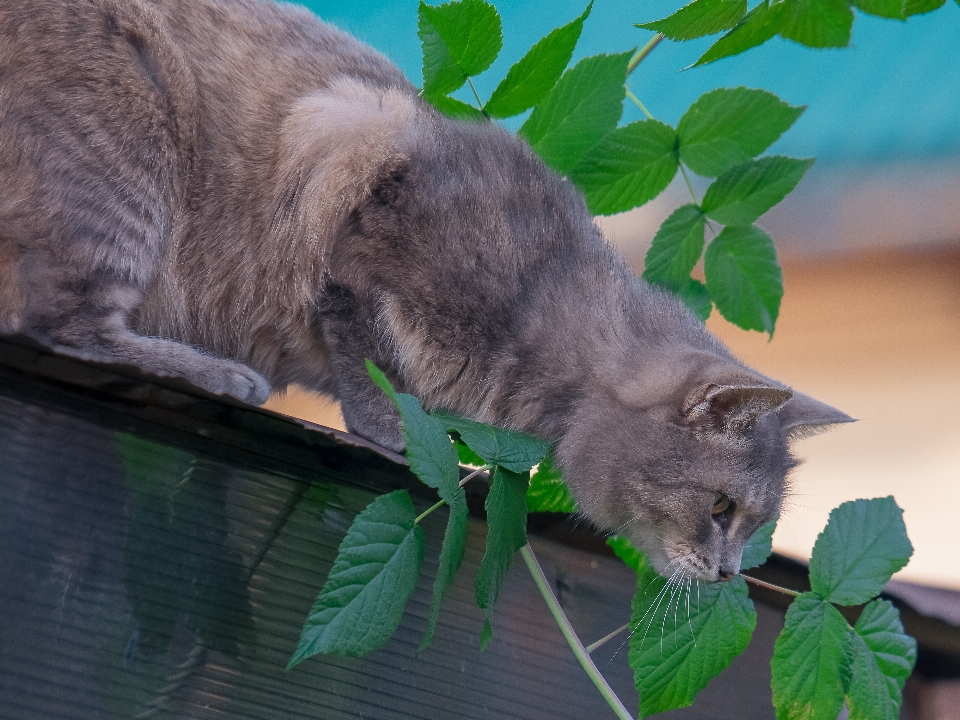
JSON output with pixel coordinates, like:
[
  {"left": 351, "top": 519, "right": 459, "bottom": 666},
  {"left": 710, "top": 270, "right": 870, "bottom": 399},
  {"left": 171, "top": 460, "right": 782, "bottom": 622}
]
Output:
[
  {"left": 218, "top": 365, "right": 271, "bottom": 405},
  {"left": 185, "top": 358, "right": 271, "bottom": 404},
  {"left": 342, "top": 408, "right": 405, "bottom": 454}
]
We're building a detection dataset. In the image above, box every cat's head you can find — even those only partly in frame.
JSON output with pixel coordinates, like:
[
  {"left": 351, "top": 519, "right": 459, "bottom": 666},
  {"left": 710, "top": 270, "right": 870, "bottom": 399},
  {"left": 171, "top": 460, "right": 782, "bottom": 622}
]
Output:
[{"left": 555, "top": 348, "right": 852, "bottom": 583}]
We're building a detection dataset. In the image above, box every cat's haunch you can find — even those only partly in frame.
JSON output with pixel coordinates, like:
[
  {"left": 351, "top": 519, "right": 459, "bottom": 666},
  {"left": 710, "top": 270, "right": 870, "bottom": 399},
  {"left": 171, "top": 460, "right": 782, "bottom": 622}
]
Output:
[{"left": 0, "top": 0, "right": 852, "bottom": 582}]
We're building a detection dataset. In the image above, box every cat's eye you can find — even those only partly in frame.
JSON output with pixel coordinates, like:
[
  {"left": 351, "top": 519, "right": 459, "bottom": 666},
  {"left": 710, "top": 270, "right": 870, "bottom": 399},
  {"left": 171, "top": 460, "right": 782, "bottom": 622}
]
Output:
[{"left": 712, "top": 492, "right": 731, "bottom": 515}]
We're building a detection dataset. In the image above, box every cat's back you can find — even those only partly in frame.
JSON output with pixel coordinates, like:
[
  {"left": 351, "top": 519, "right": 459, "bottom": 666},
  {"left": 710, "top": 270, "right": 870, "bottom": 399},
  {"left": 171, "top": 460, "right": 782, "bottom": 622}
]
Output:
[
  {"left": 0, "top": 0, "right": 404, "bottom": 84},
  {"left": 147, "top": 0, "right": 410, "bottom": 106},
  {"left": 142, "top": 0, "right": 413, "bottom": 203},
  {"left": 0, "top": 0, "right": 410, "bottom": 172},
  {"left": 3, "top": 0, "right": 410, "bottom": 156}
]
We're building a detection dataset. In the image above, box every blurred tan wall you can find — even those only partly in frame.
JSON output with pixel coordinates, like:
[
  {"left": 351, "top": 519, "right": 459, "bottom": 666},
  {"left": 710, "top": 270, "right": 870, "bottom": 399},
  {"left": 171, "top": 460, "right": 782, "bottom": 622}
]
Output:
[
  {"left": 264, "top": 387, "right": 345, "bottom": 430},
  {"left": 710, "top": 248, "right": 960, "bottom": 589}
]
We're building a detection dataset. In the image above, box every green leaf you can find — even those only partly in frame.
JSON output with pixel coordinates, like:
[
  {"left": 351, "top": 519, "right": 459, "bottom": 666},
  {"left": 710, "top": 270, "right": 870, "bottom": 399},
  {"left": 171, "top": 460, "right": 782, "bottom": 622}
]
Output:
[
  {"left": 485, "top": 2, "right": 592, "bottom": 118},
  {"left": 526, "top": 455, "right": 577, "bottom": 513},
  {"left": 637, "top": 0, "right": 747, "bottom": 40},
  {"left": 778, "top": 0, "right": 855, "bottom": 48},
  {"left": 903, "top": 0, "right": 947, "bottom": 14},
  {"left": 366, "top": 360, "right": 467, "bottom": 650},
  {"left": 519, "top": 51, "right": 631, "bottom": 174},
  {"left": 367, "top": 361, "right": 461, "bottom": 500},
  {"left": 421, "top": 488, "right": 469, "bottom": 651},
  {"left": 606, "top": 534, "right": 648, "bottom": 574},
  {"left": 475, "top": 467, "right": 529, "bottom": 641},
  {"left": 432, "top": 411, "right": 550, "bottom": 473},
  {"left": 694, "top": 0, "right": 784, "bottom": 66},
  {"left": 569, "top": 119, "right": 680, "bottom": 215},
  {"left": 854, "top": 600, "right": 916, "bottom": 693},
  {"left": 701, "top": 156, "right": 814, "bottom": 226},
  {"left": 366, "top": 359, "right": 398, "bottom": 403},
  {"left": 393, "top": 391, "right": 454, "bottom": 474},
  {"left": 642, "top": 204, "right": 706, "bottom": 287},
  {"left": 642, "top": 203, "right": 714, "bottom": 316},
  {"left": 677, "top": 88, "right": 806, "bottom": 177},
  {"left": 455, "top": 437, "right": 486, "bottom": 466},
  {"left": 771, "top": 593, "right": 852, "bottom": 720},
  {"left": 419, "top": 3, "right": 467, "bottom": 97},
  {"left": 694, "top": 0, "right": 854, "bottom": 64},
  {"left": 674, "top": 278, "right": 713, "bottom": 321},
  {"left": 289, "top": 491, "right": 424, "bottom": 665},
  {"left": 704, "top": 225, "right": 782, "bottom": 335},
  {"left": 851, "top": 0, "right": 906, "bottom": 19},
  {"left": 809, "top": 497, "right": 913, "bottom": 606},
  {"left": 630, "top": 573, "right": 756, "bottom": 715},
  {"left": 427, "top": 94, "right": 486, "bottom": 120},
  {"left": 846, "top": 600, "right": 917, "bottom": 720},
  {"left": 419, "top": 0, "right": 503, "bottom": 98},
  {"left": 741, "top": 519, "right": 777, "bottom": 571}
]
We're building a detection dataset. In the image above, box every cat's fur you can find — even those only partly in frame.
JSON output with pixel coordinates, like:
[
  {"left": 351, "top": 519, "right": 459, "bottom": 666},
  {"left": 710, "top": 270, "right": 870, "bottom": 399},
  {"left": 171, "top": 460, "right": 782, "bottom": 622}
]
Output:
[{"left": 0, "top": 0, "right": 851, "bottom": 581}]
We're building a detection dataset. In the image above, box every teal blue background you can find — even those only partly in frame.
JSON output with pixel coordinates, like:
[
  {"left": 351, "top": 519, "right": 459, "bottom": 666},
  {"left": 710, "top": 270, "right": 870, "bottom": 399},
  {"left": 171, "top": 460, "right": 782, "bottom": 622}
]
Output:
[{"left": 295, "top": 0, "right": 960, "bottom": 167}]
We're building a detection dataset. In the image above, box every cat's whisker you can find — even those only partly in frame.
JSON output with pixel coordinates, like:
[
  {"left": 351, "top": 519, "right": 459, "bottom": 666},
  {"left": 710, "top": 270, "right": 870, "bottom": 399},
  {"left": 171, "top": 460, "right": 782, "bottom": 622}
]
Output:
[
  {"left": 666, "top": 569, "right": 689, "bottom": 653},
  {"left": 685, "top": 577, "right": 698, "bottom": 648},
  {"left": 609, "top": 515, "right": 647, "bottom": 534},
  {"left": 781, "top": 498, "right": 825, "bottom": 514},
  {"left": 610, "top": 518, "right": 637, "bottom": 534},
  {"left": 617, "top": 566, "right": 681, "bottom": 659},
  {"left": 652, "top": 569, "right": 683, "bottom": 656},
  {"left": 603, "top": 517, "right": 673, "bottom": 548},
  {"left": 628, "top": 567, "right": 677, "bottom": 637},
  {"left": 776, "top": 511, "right": 814, "bottom": 546},
  {"left": 660, "top": 577, "right": 678, "bottom": 655},
  {"left": 780, "top": 490, "right": 830, "bottom": 514},
  {"left": 673, "top": 571, "right": 685, "bottom": 640}
]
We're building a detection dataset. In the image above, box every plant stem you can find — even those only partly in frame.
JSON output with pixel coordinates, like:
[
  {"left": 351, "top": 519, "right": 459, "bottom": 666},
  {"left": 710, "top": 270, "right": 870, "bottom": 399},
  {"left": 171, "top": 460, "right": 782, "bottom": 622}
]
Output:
[
  {"left": 467, "top": 77, "right": 484, "bottom": 110},
  {"left": 460, "top": 465, "right": 491, "bottom": 488},
  {"left": 678, "top": 163, "right": 700, "bottom": 205},
  {"left": 678, "top": 163, "right": 719, "bottom": 237},
  {"left": 626, "top": 79, "right": 719, "bottom": 240},
  {"left": 415, "top": 500, "right": 446, "bottom": 524},
  {"left": 520, "top": 544, "right": 634, "bottom": 720},
  {"left": 627, "top": 34, "right": 664, "bottom": 76},
  {"left": 416, "top": 465, "right": 490, "bottom": 523},
  {"left": 585, "top": 623, "right": 631, "bottom": 654},
  {"left": 625, "top": 89, "right": 654, "bottom": 121},
  {"left": 741, "top": 573, "right": 800, "bottom": 598}
]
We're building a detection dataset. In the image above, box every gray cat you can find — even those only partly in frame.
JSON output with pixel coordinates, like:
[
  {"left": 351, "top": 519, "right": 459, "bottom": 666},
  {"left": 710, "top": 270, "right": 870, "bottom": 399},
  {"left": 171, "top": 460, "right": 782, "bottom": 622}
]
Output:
[{"left": 0, "top": 0, "right": 851, "bottom": 582}]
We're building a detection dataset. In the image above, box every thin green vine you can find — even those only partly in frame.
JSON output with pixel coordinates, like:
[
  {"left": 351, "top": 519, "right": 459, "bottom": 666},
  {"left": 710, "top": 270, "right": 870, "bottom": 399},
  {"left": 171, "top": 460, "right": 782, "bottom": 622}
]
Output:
[{"left": 520, "top": 544, "right": 634, "bottom": 720}]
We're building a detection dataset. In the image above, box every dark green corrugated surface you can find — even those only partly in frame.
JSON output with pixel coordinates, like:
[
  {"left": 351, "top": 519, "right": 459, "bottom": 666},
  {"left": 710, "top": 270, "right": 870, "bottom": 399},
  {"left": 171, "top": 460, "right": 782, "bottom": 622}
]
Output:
[
  {"left": 0, "top": 400, "right": 634, "bottom": 719},
  {"left": 303, "top": 0, "right": 960, "bottom": 166}
]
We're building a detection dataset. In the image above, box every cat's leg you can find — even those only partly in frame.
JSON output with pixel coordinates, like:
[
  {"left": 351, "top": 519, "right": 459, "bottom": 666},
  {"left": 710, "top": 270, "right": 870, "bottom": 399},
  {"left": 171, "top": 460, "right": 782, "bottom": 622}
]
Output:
[
  {"left": 19, "top": 252, "right": 271, "bottom": 404},
  {"left": 0, "top": 5, "right": 271, "bottom": 405},
  {"left": 0, "top": 237, "right": 22, "bottom": 333},
  {"left": 2, "top": 154, "right": 271, "bottom": 403},
  {"left": 4, "top": 116, "right": 271, "bottom": 403},
  {"left": 315, "top": 282, "right": 404, "bottom": 452}
]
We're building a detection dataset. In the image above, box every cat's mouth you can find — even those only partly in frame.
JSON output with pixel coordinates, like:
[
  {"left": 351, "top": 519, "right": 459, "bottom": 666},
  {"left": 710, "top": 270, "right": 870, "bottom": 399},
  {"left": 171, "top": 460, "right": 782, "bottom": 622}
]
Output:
[{"left": 659, "top": 540, "right": 739, "bottom": 583}]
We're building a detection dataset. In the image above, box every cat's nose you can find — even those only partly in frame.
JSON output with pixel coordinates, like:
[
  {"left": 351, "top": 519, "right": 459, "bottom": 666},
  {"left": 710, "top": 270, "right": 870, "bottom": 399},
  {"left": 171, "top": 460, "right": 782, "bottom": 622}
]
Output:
[{"left": 717, "top": 568, "right": 736, "bottom": 582}]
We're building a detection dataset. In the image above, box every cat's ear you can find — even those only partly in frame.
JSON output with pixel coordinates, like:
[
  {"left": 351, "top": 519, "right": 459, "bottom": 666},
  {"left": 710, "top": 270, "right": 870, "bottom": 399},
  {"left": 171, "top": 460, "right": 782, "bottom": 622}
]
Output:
[
  {"left": 776, "top": 391, "right": 855, "bottom": 438},
  {"left": 683, "top": 383, "right": 793, "bottom": 432}
]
